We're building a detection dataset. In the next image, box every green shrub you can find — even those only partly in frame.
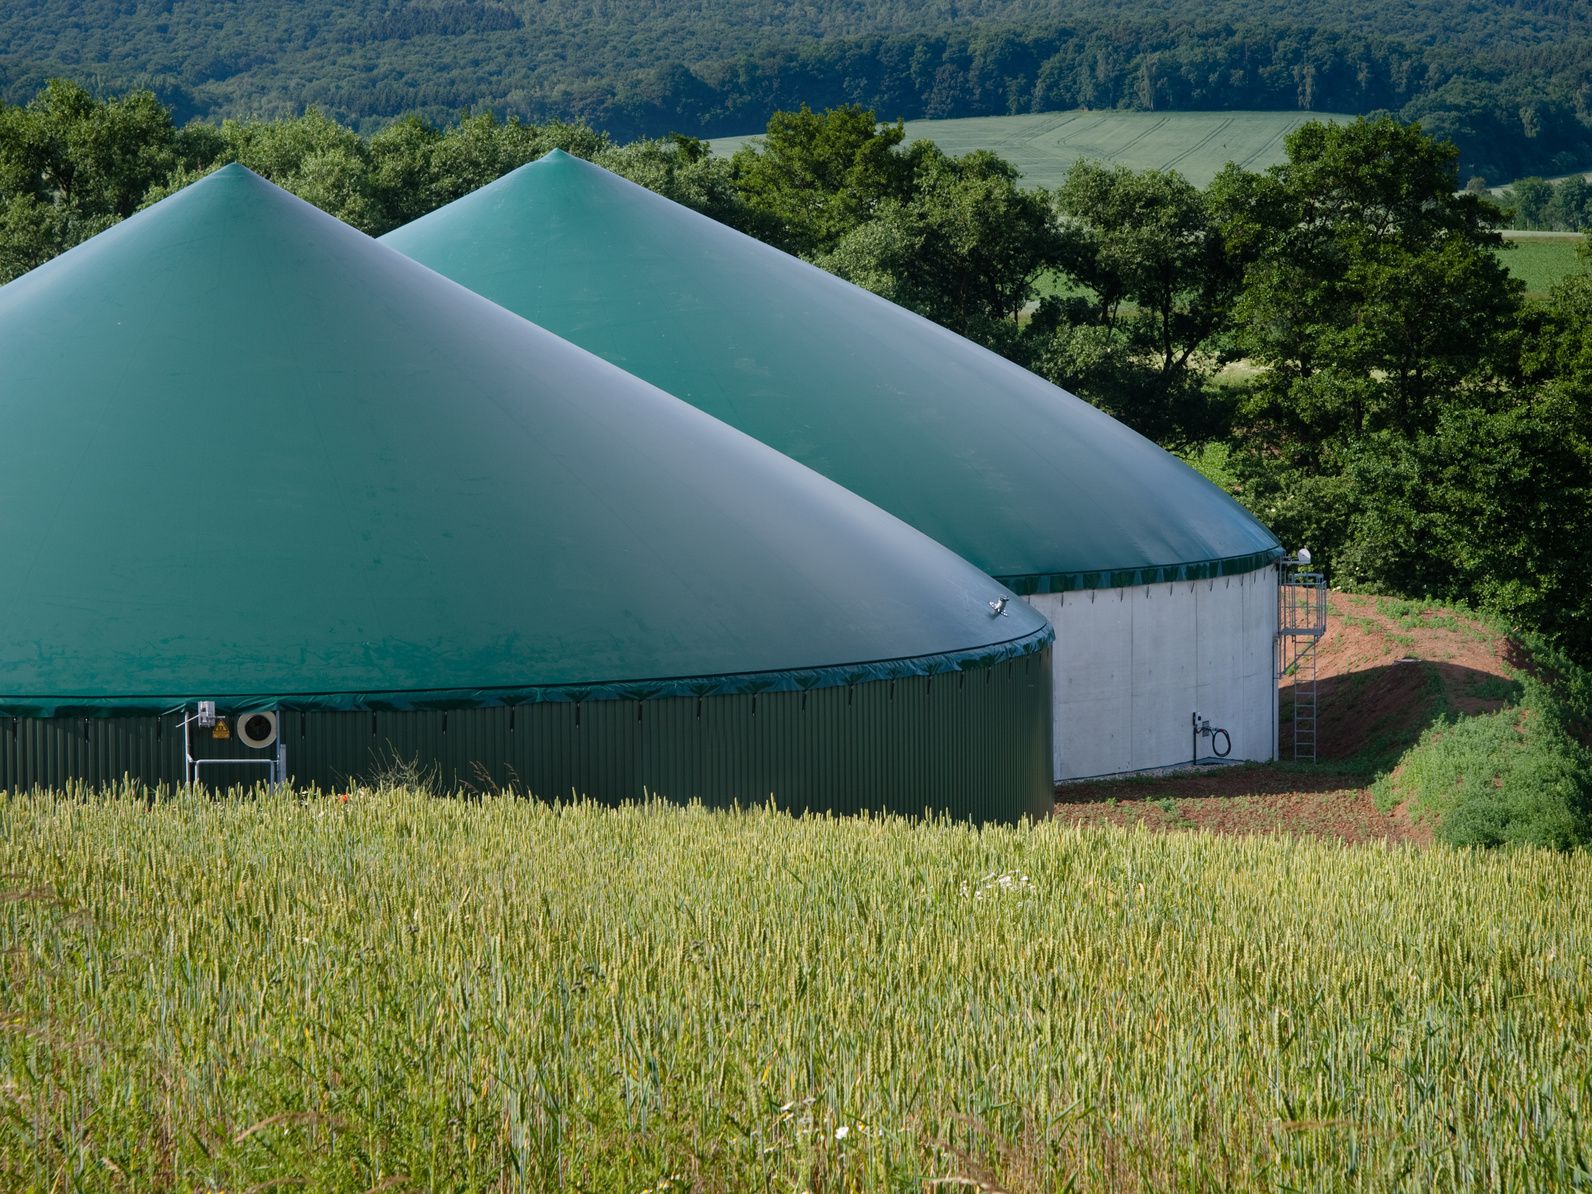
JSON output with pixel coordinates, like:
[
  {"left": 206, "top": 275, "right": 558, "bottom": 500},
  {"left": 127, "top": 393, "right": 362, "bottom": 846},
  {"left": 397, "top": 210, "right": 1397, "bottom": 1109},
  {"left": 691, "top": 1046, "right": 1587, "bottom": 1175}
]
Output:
[{"left": 1374, "top": 638, "right": 1592, "bottom": 849}]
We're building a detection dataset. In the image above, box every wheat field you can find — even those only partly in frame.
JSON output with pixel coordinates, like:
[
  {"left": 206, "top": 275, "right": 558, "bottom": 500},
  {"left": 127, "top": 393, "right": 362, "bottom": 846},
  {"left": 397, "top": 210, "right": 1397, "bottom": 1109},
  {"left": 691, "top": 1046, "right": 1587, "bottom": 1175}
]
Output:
[{"left": 3, "top": 787, "right": 1588, "bottom": 1191}]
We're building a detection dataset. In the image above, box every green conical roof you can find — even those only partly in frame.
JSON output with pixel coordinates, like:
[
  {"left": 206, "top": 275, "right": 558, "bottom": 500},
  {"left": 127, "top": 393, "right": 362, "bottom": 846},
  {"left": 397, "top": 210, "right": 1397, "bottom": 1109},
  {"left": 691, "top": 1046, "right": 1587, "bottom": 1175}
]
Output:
[
  {"left": 383, "top": 151, "right": 1282, "bottom": 594},
  {"left": 0, "top": 165, "right": 1047, "bottom": 716}
]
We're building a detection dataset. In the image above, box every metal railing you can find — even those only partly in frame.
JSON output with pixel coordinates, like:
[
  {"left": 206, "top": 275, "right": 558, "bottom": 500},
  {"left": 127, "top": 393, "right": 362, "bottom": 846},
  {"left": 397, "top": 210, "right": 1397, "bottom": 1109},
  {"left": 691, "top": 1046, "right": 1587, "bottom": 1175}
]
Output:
[
  {"left": 1278, "top": 564, "right": 1326, "bottom": 762},
  {"left": 178, "top": 704, "right": 287, "bottom": 787}
]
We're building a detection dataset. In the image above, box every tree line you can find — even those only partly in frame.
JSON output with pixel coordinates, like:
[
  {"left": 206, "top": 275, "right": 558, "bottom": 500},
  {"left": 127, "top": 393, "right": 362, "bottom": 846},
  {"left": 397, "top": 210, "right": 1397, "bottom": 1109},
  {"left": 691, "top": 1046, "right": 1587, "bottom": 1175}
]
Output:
[
  {"left": 636, "top": 22, "right": 1592, "bottom": 183},
  {"left": 2, "top": 82, "right": 1589, "bottom": 666},
  {"left": 1, "top": 0, "right": 1590, "bottom": 181},
  {"left": 1501, "top": 174, "right": 1592, "bottom": 232}
]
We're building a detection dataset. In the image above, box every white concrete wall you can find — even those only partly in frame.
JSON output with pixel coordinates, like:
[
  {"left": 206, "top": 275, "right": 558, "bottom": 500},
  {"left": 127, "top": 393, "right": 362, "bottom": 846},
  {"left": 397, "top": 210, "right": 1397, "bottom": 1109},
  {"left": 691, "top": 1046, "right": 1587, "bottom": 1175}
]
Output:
[{"left": 1029, "top": 565, "right": 1279, "bottom": 780}]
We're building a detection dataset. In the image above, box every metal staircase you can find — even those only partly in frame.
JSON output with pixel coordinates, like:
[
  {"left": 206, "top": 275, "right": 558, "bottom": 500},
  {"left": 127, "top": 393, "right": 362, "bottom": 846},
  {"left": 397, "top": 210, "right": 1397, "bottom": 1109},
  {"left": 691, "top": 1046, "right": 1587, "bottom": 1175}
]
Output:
[{"left": 1278, "top": 561, "right": 1327, "bottom": 761}]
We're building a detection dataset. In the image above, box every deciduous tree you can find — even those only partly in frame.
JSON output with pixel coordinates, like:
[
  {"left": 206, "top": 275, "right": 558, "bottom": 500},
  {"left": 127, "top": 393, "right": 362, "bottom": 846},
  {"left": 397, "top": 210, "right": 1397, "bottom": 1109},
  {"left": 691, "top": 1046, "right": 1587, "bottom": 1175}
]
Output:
[
  {"left": 1225, "top": 116, "right": 1521, "bottom": 447},
  {"left": 729, "top": 105, "right": 910, "bottom": 256},
  {"left": 1026, "top": 160, "right": 1239, "bottom": 443},
  {"left": 819, "top": 143, "right": 1056, "bottom": 339}
]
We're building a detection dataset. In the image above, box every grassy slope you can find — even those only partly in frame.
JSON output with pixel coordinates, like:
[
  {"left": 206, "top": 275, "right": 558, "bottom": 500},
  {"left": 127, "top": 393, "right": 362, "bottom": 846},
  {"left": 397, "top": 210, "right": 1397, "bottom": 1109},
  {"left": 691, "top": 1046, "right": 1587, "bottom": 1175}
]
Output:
[
  {"left": 1375, "top": 631, "right": 1592, "bottom": 849},
  {"left": 4, "top": 790, "right": 1590, "bottom": 1191},
  {"left": 712, "top": 109, "right": 1348, "bottom": 189}
]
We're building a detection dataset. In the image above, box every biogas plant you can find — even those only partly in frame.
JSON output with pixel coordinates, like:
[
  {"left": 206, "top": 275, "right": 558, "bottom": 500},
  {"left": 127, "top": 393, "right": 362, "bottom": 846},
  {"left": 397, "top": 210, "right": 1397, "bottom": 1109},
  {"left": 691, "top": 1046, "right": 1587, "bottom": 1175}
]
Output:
[
  {"left": 384, "top": 152, "right": 1310, "bottom": 781},
  {"left": 0, "top": 159, "right": 1316, "bottom": 816},
  {"left": 0, "top": 167, "right": 1051, "bottom": 821}
]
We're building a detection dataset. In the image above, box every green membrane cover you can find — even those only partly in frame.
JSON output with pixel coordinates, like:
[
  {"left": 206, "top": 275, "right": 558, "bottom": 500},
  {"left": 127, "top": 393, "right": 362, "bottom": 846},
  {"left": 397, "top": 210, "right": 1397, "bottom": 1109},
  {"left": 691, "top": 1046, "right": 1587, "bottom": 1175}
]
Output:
[
  {"left": 0, "top": 165, "right": 1048, "bottom": 716},
  {"left": 383, "top": 151, "right": 1282, "bottom": 594}
]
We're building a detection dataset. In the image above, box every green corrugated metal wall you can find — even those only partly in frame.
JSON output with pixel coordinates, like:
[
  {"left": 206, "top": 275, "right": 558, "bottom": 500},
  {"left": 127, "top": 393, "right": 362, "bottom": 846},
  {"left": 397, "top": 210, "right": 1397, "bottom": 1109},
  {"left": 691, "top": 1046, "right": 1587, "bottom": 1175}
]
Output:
[{"left": 0, "top": 651, "right": 1053, "bottom": 822}]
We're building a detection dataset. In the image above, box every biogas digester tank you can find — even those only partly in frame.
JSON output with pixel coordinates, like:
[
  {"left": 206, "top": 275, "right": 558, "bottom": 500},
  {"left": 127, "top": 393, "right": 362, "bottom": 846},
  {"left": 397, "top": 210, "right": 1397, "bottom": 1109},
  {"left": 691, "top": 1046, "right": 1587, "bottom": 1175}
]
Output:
[
  {"left": 0, "top": 165, "right": 1053, "bottom": 819},
  {"left": 383, "top": 151, "right": 1285, "bottom": 780}
]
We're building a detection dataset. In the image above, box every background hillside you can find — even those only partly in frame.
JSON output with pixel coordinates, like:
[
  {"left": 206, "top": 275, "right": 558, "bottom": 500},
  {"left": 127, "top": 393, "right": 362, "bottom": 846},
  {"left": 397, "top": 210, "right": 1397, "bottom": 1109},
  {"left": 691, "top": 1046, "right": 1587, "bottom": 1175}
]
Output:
[{"left": 2, "top": 0, "right": 1591, "bottom": 179}]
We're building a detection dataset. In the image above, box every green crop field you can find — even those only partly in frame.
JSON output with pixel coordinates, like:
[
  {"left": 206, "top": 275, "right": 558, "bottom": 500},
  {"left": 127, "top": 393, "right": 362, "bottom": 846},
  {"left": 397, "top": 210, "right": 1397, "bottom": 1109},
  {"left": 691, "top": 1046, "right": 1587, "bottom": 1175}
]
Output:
[
  {"left": 4, "top": 788, "right": 1589, "bottom": 1191},
  {"left": 1500, "top": 232, "right": 1588, "bottom": 298},
  {"left": 712, "top": 110, "right": 1350, "bottom": 189}
]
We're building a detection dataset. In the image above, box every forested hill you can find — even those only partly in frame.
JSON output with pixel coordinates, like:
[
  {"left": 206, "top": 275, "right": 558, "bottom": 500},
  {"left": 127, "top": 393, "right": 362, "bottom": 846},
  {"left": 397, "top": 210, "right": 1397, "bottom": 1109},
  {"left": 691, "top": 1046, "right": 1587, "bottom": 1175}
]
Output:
[{"left": 2, "top": 0, "right": 1591, "bottom": 179}]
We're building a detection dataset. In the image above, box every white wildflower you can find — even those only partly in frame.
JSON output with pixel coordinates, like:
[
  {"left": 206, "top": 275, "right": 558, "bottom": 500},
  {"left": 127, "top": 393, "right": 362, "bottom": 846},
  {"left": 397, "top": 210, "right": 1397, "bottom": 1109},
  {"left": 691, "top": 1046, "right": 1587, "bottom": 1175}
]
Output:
[{"left": 965, "top": 871, "right": 1037, "bottom": 899}]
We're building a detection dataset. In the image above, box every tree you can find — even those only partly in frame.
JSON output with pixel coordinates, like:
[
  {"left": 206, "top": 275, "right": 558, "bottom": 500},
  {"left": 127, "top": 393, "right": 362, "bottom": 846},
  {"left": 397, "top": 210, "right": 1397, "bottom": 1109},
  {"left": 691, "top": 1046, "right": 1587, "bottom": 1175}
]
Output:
[
  {"left": 1470, "top": 246, "right": 1592, "bottom": 656},
  {"left": 1430, "top": 392, "right": 1590, "bottom": 658},
  {"left": 1211, "top": 118, "right": 1592, "bottom": 666},
  {"left": 1545, "top": 176, "right": 1592, "bottom": 233},
  {"left": 0, "top": 80, "right": 177, "bottom": 216},
  {"left": 597, "top": 135, "right": 747, "bottom": 229},
  {"left": 214, "top": 110, "right": 381, "bottom": 230},
  {"left": 0, "top": 79, "right": 178, "bottom": 281},
  {"left": 368, "top": 112, "right": 609, "bottom": 233},
  {"left": 1224, "top": 116, "right": 1521, "bottom": 448},
  {"left": 1025, "top": 160, "right": 1240, "bottom": 443},
  {"left": 1504, "top": 176, "right": 1552, "bottom": 229},
  {"left": 729, "top": 105, "right": 910, "bottom": 257},
  {"left": 818, "top": 142, "right": 1056, "bottom": 340},
  {"left": 366, "top": 113, "right": 445, "bottom": 229},
  {"left": 0, "top": 193, "right": 88, "bottom": 281}
]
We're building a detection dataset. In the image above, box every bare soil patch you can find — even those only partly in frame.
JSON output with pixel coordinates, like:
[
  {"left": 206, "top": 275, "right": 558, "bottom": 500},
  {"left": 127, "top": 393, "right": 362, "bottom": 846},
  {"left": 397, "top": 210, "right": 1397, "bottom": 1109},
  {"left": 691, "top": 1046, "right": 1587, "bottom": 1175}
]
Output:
[{"left": 1053, "top": 593, "right": 1517, "bottom": 846}]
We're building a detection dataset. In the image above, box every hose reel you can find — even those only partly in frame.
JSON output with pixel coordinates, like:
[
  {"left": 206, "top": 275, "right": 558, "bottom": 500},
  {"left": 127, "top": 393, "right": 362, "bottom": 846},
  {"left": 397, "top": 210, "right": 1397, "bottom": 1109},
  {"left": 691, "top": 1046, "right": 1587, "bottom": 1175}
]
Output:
[{"left": 1191, "top": 711, "right": 1232, "bottom": 762}]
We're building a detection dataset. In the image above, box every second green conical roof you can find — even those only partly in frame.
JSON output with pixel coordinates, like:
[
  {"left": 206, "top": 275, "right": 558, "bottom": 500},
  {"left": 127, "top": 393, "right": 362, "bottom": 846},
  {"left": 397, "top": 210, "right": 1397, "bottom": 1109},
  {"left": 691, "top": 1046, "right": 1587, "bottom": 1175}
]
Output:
[
  {"left": 0, "top": 165, "right": 1046, "bottom": 715},
  {"left": 382, "top": 150, "right": 1282, "bottom": 594}
]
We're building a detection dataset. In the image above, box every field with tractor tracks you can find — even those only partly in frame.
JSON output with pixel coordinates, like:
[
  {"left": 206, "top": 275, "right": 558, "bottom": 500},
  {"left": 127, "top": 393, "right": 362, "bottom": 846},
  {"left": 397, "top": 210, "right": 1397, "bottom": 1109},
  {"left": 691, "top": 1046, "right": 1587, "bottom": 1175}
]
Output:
[{"left": 712, "top": 109, "right": 1349, "bottom": 189}]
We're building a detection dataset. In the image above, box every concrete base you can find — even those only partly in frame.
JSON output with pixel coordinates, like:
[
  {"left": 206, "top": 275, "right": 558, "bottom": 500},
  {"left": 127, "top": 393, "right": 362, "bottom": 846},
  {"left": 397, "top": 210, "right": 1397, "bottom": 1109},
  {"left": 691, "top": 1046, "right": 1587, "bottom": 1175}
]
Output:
[{"left": 1029, "top": 565, "right": 1279, "bottom": 781}]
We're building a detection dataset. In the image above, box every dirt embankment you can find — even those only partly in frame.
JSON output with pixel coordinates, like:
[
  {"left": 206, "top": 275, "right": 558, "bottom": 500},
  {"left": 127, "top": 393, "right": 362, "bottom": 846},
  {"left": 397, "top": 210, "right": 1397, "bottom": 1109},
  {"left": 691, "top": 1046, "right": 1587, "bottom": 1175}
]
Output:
[{"left": 1053, "top": 593, "right": 1520, "bottom": 846}]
